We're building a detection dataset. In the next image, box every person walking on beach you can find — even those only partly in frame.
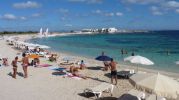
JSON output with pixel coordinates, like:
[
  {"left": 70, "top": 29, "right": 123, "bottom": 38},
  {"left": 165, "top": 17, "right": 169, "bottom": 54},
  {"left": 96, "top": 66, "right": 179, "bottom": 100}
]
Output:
[
  {"left": 11, "top": 56, "right": 18, "bottom": 79},
  {"left": 109, "top": 58, "right": 117, "bottom": 85},
  {"left": 22, "top": 53, "right": 29, "bottom": 78}
]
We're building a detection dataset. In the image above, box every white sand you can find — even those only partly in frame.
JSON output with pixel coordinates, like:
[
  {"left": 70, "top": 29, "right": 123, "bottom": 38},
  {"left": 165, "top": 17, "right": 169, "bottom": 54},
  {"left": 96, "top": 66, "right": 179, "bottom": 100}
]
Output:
[
  {"left": 0, "top": 34, "right": 178, "bottom": 100},
  {"left": 0, "top": 35, "right": 133, "bottom": 100}
]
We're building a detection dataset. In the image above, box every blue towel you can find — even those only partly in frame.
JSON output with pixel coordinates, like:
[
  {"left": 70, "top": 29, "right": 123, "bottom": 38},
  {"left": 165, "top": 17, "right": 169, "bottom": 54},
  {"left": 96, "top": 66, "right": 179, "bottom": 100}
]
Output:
[{"left": 48, "top": 66, "right": 66, "bottom": 71}]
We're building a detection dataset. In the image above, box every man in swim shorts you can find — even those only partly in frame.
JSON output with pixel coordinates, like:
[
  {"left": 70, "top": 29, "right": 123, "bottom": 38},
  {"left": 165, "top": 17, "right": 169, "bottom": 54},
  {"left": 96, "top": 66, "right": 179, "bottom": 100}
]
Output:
[{"left": 109, "top": 58, "right": 117, "bottom": 85}]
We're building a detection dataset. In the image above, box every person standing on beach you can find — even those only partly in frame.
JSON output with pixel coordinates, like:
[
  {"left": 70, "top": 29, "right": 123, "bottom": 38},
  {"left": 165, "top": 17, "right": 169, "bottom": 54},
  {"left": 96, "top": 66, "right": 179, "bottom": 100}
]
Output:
[
  {"left": 11, "top": 56, "right": 18, "bottom": 79},
  {"left": 22, "top": 53, "right": 29, "bottom": 78},
  {"left": 109, "top": 58, "right": 117, "bottom": 85}
]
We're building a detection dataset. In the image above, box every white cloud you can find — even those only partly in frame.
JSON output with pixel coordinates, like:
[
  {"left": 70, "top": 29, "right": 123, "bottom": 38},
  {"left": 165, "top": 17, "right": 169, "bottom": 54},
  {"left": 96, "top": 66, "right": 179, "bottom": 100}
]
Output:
[
  {"left": 92, "top": 10, "right": 123, "bottom": 17},
  {"left": 64, "top": 24, "right": 73, "bottom": 27},
  {"left": 32, "top": 13, "right": 41, "bottom": 17},
  {"left": 150, "top": 6, "right": 158, "bottom": 11},
  {"left": 0, "top": 14, "right": 28, "bottom": 20},
  {"left": 58, "top": 8, "right": 69, "bottom": 13},
  {"left": 122, "top": 0, "right": 179, "bottom": 15},
  {"left": 0, "top": 14, "right": 17, "bottom": 20},
  {"left": 162, "top": 1, "right": 179, "bottom": 8},
  {"left": 150, "top": 6, "right": 163, "bottom": 15},
  {"left": 61, "top": 17, "right": 66, "bottom": 21},
  {"left": 105, "top": 13, "right": 114, "bottom": 17},
  {"left": 176, "top": 9, "right": 179, "bottom": 13},
  {"left": 88, "top": 0, "right": 103, "bottom": 4},
  {"left": 116, "top": 12, "right": 123, "bottom": 16},
  {"left": 68, "top": 0, "right": 85, "bottom": 2},
  {"left": 68, "top": 0, "right": 103, "bottom": 4},
  {"left": 20, "top": 16, "right": 27, "bottom": 20},
  {"left": 122, "top": 0, "right": 165, "bottom": 5},
  {"left": 92, "top": 9, "right": 102, "bottom": 14},
  {"left": 13, "top": 1, "right": 40, "bottom": 9},
  {"left": 152, "top": 11, "right": 163, "bottom": 15}
]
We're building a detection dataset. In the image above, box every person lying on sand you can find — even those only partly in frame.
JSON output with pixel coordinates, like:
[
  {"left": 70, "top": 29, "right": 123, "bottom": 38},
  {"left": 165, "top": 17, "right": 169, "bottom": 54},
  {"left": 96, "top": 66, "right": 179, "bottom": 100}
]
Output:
[
  {"left": 70, "top": 66, "right": 87, "bottom": 79},
  {"left": 70, "top": 66, "right": 79, "bottom": 73},
  {"left": 49, "top": 54, "right": 57, "bottom": 62},
  {"left": 72, "top": 70, "right": 87, "bottom": 79}
]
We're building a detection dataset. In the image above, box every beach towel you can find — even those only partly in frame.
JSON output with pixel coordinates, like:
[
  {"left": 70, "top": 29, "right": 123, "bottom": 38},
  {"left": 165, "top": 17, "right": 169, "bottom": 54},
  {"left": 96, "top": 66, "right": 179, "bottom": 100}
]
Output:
[
  {"left": 43, "top": 60, "right": 55, "bottom": 64},
  {"left": 39, "top": 64, "right": 52, "bottom": 67},
  {"left": 65, "top": 73, "right": 82, "bottom": 80}
]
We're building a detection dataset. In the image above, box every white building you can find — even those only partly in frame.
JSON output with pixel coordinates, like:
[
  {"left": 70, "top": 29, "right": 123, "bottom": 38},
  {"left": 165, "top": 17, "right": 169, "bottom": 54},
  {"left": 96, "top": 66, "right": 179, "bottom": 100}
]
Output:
[{"left": 108, "top": 27, "right": 118, "bottom": 33}]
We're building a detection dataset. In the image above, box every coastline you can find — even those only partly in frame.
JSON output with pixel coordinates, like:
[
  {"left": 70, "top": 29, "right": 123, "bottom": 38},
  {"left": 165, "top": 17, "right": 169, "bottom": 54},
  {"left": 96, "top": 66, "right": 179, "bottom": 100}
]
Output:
[
  {"left": 0, "top": 34, "right": 133, "bottom": 100},
  {"left": 21, "top": 33, "right": 179, "bottom": 78},
  {"left": 0, "top": 33, "right": 178, "bottom": 100}
]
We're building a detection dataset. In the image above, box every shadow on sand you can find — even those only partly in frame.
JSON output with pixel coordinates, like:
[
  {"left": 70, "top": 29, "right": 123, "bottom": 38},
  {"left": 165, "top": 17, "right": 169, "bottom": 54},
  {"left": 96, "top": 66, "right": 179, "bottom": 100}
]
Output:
[
  {"left": 17, "top": 72, "right": 24, "bottom": 77},
  {"left": 52, "top": 71, "right": 66, "bottom": 76},
  {"left": 87, "top": 76, "right": 108, "bottom": 83},
  {"left": 78, "top": 92, "right": 96, "bottom": 99},
  {"left": 87, "top": 66, "right": 103, "bottom": 70},
  {"left": 78, "top": 93, "right": 117, "bottom": 100},
  {"left": 8, "top": 72, "right": 24, "bottom": 78},
  {"left": 98, "top": 97, "right": 118, "bottom": 100},
  {"left": 104, "top": 73, "right": 129, "bottom": 80},
  {"left": 118, "top": 94, "right": 138, "bottom": 100}
]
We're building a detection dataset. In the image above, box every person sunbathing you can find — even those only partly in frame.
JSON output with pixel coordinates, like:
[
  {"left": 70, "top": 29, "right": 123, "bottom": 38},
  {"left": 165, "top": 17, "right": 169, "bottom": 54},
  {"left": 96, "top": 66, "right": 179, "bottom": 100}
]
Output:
[
  {"left": 70, "top": 66, "right": 79, "bottom": 73},
  {"left": 34, "top": 58, "right": 40, "bottom": 67},
  {"left": 49, "top": 54, "right": 56, "bottom": 62},
  {"left": 72, "top": 70, "right": 87, "bottom": 79},
  {"left": 70, "top": 66, "right": 87, "bottom": 79}
]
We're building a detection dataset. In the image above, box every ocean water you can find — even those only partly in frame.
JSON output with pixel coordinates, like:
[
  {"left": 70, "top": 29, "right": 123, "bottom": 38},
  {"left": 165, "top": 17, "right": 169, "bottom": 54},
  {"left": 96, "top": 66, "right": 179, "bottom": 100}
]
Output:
[{"left": 29, "top": 31, "right": 179, "bottom": 73}]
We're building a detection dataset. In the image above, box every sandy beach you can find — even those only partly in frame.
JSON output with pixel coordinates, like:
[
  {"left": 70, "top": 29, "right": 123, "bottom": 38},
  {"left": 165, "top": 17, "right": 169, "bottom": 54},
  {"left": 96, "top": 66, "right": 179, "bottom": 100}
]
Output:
[{"left": 0, "top": 34, "right": 178, "bottom": 100}]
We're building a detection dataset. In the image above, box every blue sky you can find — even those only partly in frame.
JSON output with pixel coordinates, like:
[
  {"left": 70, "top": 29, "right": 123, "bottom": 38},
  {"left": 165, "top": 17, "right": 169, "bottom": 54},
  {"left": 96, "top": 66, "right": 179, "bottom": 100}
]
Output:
[{"left": 0, "top": 0, "right": 179, "bottom": 31}]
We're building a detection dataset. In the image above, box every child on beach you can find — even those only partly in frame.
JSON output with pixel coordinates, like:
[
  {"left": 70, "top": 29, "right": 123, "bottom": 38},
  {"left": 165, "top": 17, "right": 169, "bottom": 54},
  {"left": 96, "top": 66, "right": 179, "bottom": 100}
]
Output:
[
  {"left": 3, "top": 58, "right": 9, "bottom": 66},
  {"left": 103, "top": 61, "right": 110, "bottom": 71},
  {"left": 11, "top": 56, "right": 18, "bottom": 79},
  {"left": 80, "top": 60, "right": 86, "bottom": 70}
]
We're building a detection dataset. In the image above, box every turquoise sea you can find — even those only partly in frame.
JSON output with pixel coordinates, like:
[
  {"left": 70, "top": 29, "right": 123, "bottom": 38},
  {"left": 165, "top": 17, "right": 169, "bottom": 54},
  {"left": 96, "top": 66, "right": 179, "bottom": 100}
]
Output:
[{"left": 29, "top": 31, "right": 179, "bottom": 73}]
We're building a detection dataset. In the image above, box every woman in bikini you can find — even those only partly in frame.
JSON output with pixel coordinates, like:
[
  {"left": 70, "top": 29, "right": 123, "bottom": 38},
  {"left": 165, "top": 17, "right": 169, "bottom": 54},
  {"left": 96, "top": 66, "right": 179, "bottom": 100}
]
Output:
[
  {"left": 22, "top": 53, "right": 29, "bottom": 78},
  {"left": 11, "top": 56, "right": 18, "bottom": 79}
]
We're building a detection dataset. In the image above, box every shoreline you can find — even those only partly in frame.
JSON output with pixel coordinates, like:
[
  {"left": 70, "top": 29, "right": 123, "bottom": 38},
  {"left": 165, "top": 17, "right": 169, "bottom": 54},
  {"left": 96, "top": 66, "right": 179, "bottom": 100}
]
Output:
[
  {"left": 0, "top": 33, "right": 178, "bottom": 100},
  {"left": 0, "top": 34, "right": 134, "bottom": 100},
  {"left": 20, "top": 33, "right": 179, "bottom": 78}
]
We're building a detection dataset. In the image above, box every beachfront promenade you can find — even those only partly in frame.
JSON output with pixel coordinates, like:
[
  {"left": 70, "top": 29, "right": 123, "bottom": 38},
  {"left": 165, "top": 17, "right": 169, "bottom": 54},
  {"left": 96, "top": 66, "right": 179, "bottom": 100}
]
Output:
[{"left": 0, "top": 34, "right": 178, "bottom": 100}]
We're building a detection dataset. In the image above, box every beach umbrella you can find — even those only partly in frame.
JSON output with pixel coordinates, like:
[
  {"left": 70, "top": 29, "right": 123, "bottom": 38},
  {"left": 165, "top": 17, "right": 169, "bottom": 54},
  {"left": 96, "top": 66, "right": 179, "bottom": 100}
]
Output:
[
  {"left": 28, "top": 54, "right": 39, "bottom": 59},
  {"left": 25, "top": 43, "right": 36, "bottom": 47},
  {"left": 95, "top": 55, "right": 111, "bottom": 61},
  {"left": 13, "top": 37, "right": 19, "bottom": 41},
  {"left": 130, "top": 73, "right": 179, "bottom": 99},
  {"left": 0, "top": 54, "right": 3, "bottom": 59},
  {"left": 175, "top": 61, "right": 179, "bottom": 65},
  {"left": 38, "top": 45, "right": 50, "bottom": 49},
  {"left": 124, "top": 55, "right": 154, "bottom": 65},
  {"left": 124, "top": 55, "right": 154, "bottom": 71}
]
